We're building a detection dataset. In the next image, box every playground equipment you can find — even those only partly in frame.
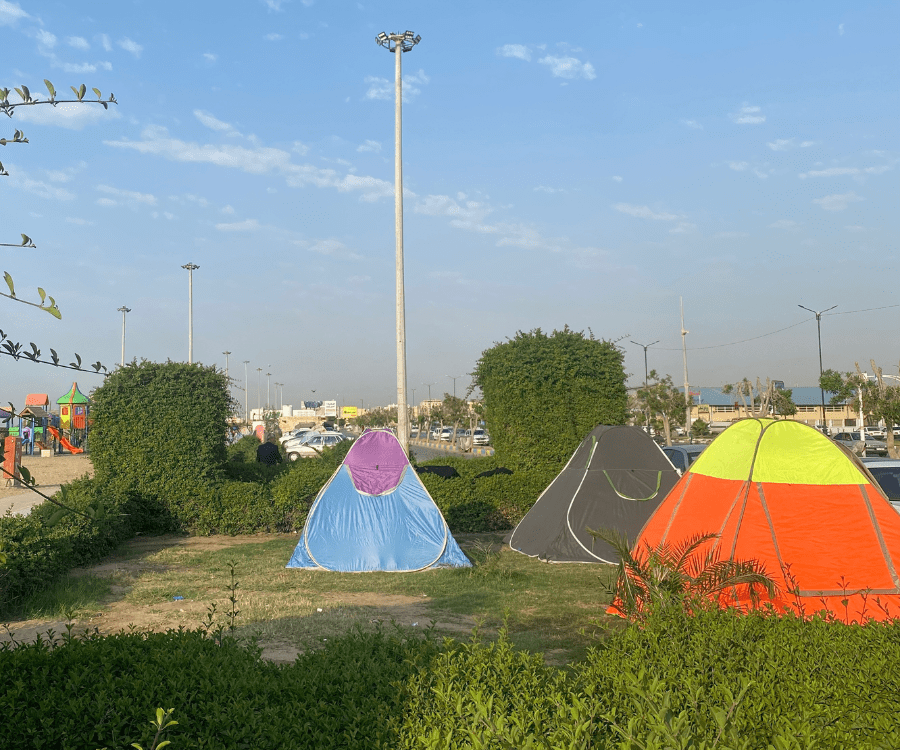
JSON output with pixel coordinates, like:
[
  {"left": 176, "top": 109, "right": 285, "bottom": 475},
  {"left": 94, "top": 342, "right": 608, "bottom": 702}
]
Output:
[
  {"left": 57, "top": 382, "right": 90, "bottom": 452},
  {"left": 46, "top": 426, "right": 83, "bottom": 455}
]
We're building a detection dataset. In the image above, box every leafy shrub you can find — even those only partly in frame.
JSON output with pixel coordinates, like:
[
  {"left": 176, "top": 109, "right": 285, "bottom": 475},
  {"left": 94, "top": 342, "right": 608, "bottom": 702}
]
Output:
[
  {"left": 226, "top": 433, "right": 262, "bottom": 463},
  {"left": 472, "top": 327, "right": 628, "bottom": 470},
  {"left": 417, "top": 455, "right": 556, "bottom": 532},
  {"left": 5, "top": 610, "right": 900, "bottom": 748}
]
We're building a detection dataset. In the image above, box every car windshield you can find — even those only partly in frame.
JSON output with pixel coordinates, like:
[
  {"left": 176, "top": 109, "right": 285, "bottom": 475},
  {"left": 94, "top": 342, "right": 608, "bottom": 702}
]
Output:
[{"left": 868, "top": 467, "right": 900, "bottom": 500}]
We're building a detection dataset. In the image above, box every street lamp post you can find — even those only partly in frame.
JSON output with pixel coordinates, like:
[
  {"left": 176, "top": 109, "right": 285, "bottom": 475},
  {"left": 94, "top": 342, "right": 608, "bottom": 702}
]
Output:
[
  {"left": 256, "top": 367, "right": 262, "bottom": 414},
  {"left": 377, "top": 29, "right": 421, "bottom": 455},
  {"left": 447, "top": 375, "right": 461, "bottom": 399},
  {"left": 631, "top": 339, "right": 658, "bottom": 431},
  {"left": 799, "top": 304, "right": 838, "bottom": 429},
  {"left": 243, "top": 360, "right": 250, "bottom": 422},
  {"left": 266, "top": 371, "right": 272, "bottom": 410},
  {"left": 117, "top": 306, "right": 131, "bottom": 366},
  {"left": 181, "top": 263, "right": 199, "bottom": 363},
  {"left": 222, "top": 351, "right": 231, "bottom": 381}
]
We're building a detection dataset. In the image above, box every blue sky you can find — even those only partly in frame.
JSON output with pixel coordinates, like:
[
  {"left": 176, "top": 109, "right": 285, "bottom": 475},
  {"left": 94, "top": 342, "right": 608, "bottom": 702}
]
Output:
[{"left": 1, "top": 0, "right": 897, "bottom": 411}]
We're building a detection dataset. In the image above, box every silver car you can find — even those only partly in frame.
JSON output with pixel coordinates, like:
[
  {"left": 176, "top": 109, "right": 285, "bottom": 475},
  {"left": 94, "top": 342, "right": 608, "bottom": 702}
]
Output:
[
  {"left": 832, "top": 431, "right": 888, "bottom": 457},
  {"left": 285, "top": 433, "right": 346, "bottom": 461}
]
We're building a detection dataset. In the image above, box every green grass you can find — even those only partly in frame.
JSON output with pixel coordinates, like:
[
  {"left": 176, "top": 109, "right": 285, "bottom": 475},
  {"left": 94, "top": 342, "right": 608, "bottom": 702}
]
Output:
[
  {"left": 18, "top": 574, "right": 112, "bottom": 620},
  {"left": 21, "top": 533, "right": 617, "bottom": 661}
]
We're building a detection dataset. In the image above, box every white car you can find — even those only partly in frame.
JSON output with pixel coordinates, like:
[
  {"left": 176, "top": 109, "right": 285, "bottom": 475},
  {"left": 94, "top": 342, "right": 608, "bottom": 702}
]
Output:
[
  {"left": 285, "top": 433, "right": 346, "bottom": 461},
  {"left": 280, "top": 428, "right": 314, "bottom": 444}
]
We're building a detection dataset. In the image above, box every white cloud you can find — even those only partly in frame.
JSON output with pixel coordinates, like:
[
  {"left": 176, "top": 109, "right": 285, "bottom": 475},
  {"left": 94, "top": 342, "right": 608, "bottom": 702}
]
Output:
[
  {"left": 612, "top": 175, "right": 623, "bottom": 182},
  {"left": 216, "top": 218, "right": 260, "bottom": 231},
  {"left": 812, "top": 192, "right": 863, "bottom": 211},
  {"left": 800, "top": 141, "right": 815, "bottom": 147},
  {"left": 680, "top": 119, "right": 703, "bottom": 129},
  {"left": 669, "top": 222, "right": 697, "bottom": 234},
  {"left": 99, "top": 34, "right": 112, "bottom": 51},
  {"left": 538, "top": 55, "right": 596, "bottom": 80},
  {"left": 356, "top": 139, "right": 381, "bottom": 153},
  {"left": 96, "top": 184, "right": 157, "bottom": 205},
  {"left": 106, "top": 125, "right": 397, "bottom": 202},
  {"left": 497, "top": 44, "right": 531, "bottom": 61},
  {"left": 0, "top": 1, "right": 29, "bottom": 25},
  {"left": 302, "top": 238, "right": 363, "bottom": 260},
  {"left": 265, "top": 33, "right": 283, "bottom": 41},
  {"left": 768, "top": 219, "right": 800, "bottom": 229},
  {"left": 12, "top": 100, "right": 120, "bottom": 129},
  {"left": 767, "top": 138, "right": 793, "bottom": 151},
  {"left": 35, "top": 29, "right": 57, "bottom": 48},
  {"left": 65, "top": 216, "right": 93, "bottom": 225},
  {"left": 66, "top": 36, "right": 89, "bottom": 50},
  {"left": 730, "top": 103, "right": 765, "bottom": 125},
  {"left": 799, "top": 165, "right": 891, "bottom": 178},
  {"left": 5, "top": 167, "right": 75, "bottom": 200},
  {"left": 613, "top": 203, "right": 679, "bottom": 221},
  {"left": 727, "top": 161, "right": 749, "bottom": 171},
  {"left": 838, "top": 23, "right": 844, "bottom": 35},
  {"left": 203, "top": 52, "right": 217, "bottom": 62},
  {"left": 221, "top": 204, "right": 235, "bottom": 214},
  {"left": 263, "top": 0, "right": 286, "bottom": 9},
  {"left": 117, "top": 37, "right": 143, "bottom": 57},
  {"left": 365, "top": 69, "right": 429, "bottom": 102},
  {"left": 534, "top": 185, "right": 566, "bottom": 193},
  {"left": 194, "top": 109, "right": 240, "bottom": 136},
  {"left": 96, "top": 197, "right": 117, "bottom": 206}
]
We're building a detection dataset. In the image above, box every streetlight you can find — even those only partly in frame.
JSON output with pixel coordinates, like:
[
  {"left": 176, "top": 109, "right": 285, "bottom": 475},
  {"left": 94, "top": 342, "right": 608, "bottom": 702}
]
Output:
[
  {"left": 117, "top": 306, "right": 131, "bottom": 366},
  {"left": 422, "top": 382, "right": 435, "bottom": 401},
  {"left": 798, "top": 304, "right": 837, "bottom": 429},
  {"left": 266, "top": 371, "right": 272, "bottom": 410},
  {"left": 243, "top": 360, "right": 250, "bottom": 422},
  {"left": 222, "top": 351, "right": 231, "bottom": 381},
  {"left": 447, "top": 375, "right": 461, "bottom": 399},
  {"left": 256, "top": 367, "right": 262, "bottom": 414},
  {"left": 377, "top": 28, "right": 422, "bottom": 455},
  {"left": 181, "top": 263, "right": 199, "bottom": 363},
  {"left": 631, "top": 339, "right": 658, "bottom": 431}
]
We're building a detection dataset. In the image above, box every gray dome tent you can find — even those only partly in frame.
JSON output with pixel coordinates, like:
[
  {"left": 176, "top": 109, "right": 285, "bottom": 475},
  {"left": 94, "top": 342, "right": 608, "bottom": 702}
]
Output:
[{"left": 507, "top": 425, "right": 680, "bottom": 563}]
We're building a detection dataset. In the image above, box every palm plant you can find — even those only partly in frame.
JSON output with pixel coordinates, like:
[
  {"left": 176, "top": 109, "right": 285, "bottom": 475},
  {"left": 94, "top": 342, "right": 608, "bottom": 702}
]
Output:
[{"left": 587, "top": 527, "right": 777, "bottom": 621}]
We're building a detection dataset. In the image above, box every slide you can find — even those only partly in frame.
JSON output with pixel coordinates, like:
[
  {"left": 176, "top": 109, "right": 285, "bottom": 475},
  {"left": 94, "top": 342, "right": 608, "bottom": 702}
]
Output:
[{"left": 47, "top": 426, "right": 84, "bottom": 454}]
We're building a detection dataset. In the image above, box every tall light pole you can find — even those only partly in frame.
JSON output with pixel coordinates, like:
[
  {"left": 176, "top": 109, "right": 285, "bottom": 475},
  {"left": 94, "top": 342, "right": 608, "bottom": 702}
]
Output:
[
  {"left": 422, "top": 382, "right": 434, "bottom": 401},
  {"left": 256, "top": 367, "right": 262, "bottom": 413},
  {"left": 447, "top": 374, "right": 461, "bottom": 399},
  {"left": 117, "top": 306, "right": 131, "bottom": 366},
  {"left": 680, "top": 298, "right": 691, "bottom": 443},
  {"left": 243, "top": 360, "right": 250, "bottom": 422},
  {"left": 377, "top": 29, "right": 421, "bottom": 454},
  {"left": 266, "top": 371, "right": 272, "bottom": 410},
  {"left": 631, "top": 339, "right": 658, "bottom": 431},
  {"left": 799, "top": 304, "right": 837, "bottom": 429},
  {"left": 181, "top": 263, "right": 199, "bottom": 363},
  {"left": 222, "top": 351, "right": 231, "bottom": 381}
]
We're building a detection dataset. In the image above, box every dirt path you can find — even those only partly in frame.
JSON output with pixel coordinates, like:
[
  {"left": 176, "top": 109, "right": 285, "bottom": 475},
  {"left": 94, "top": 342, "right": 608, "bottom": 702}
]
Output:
[{"left": 0, "top": 453, "right": 93, "bottom": 516}]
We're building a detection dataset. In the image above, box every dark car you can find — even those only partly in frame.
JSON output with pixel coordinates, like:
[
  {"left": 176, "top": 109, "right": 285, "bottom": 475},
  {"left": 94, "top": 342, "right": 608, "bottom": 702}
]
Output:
[
  {"left": 662, "top": 444, "right": 707, "bottom": 475},
  {"left": 860, "top": 458, "right": 900, "bottom": 512}
]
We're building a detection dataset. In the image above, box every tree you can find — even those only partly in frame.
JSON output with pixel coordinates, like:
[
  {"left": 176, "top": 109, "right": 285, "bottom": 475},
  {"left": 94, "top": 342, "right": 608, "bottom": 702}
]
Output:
[
  {"left": 821, "top": 361, "right": 900, "bottom": 458},
  {"left": 441, "top": 394, "right": 469, "bottom": 447},
  {"left": 472, "top": 326, "right": 627, "bottom": 469},
  {"left": 721, "top": 378, "right": 796, "bottom": 420},
  {"left": 635, "top": 371, "right": 690, "bottom": 446}
]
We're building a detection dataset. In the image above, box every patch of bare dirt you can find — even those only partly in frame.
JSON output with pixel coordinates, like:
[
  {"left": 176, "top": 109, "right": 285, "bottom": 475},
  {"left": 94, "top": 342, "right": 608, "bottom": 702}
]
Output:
[{"left": 0, "top": 453, "right": 94, "bottom": 515}]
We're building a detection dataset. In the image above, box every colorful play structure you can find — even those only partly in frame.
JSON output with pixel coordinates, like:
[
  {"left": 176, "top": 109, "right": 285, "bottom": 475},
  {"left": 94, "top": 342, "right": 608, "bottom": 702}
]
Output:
[{"left": 1, "top": 383, "right": 90, "bottom": 457}]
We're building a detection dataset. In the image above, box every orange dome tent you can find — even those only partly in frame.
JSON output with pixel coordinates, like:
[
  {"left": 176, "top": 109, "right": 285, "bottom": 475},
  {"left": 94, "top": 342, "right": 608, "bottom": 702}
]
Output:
[{"left": 633, "top": 418, "right": 900, "bottom": 622}]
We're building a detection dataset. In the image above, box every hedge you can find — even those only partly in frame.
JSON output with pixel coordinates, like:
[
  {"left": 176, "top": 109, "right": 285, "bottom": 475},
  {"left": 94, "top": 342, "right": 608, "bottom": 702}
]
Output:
[{"left": 2, "top": 607, "right": 900, "bottom": 748}]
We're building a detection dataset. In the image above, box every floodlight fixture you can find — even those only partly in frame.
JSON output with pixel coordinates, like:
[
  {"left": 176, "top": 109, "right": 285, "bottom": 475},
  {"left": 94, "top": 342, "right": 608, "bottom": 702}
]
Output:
[{"left": 376, "top": 29, "right": 422, "bottom": 53}]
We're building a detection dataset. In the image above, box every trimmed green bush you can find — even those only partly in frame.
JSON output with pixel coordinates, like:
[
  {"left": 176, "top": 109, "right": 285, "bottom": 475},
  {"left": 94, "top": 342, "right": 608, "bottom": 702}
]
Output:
[
  {"left": 4, "top": 609, "right": 900, "bottom": 748},
  {"left": 472, "top": 327, "right": 628, "bottom": 470}
]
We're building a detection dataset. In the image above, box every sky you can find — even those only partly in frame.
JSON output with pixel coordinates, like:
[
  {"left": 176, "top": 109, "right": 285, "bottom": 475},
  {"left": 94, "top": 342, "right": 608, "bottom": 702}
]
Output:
[{"left": 0, "top": 0, "right": 897, "bottom": 412}]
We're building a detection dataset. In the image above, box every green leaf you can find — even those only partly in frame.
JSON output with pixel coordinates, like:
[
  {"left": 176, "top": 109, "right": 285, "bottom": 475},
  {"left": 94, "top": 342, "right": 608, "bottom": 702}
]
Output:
[
  {"left": 37, "top": 287, "right": 46, "bottom": 303},
  {"left": 92, "top": 87, "right": 102, "bottom": 99},
  {"left": 44, "top": 79, "right": 56, "bottom": 98},
  {"left": 45, "top": 304, "right": 62, "bottom": 320},
  {"left": 3, "top": 271, "right": 15, "bottom": 298},
  {"left": 14, "top": 87, "right": 24, "bottom": 101},
  {"left": 20, "top": 233, "right": 33, "bottom": 246}
]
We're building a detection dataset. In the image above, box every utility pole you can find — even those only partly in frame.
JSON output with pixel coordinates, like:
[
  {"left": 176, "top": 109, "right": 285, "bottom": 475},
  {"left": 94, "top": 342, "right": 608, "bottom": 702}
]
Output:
[
  {"left": 631, "top": 339, "right": 658, "bottom": 432},
  {"left": 222, "top": 351, "right": 231, "bottom": 381},
  {"left": 256, "top": 367, "right": 262, "bottom": 414},
  {"left": 117, "top": 306, "right": 131, "bottom": 366},
  {"left": 680, "top": 298, "right": 691, "bottom": 443},
  {"left": 181, "top": 263, "right": 199, "bottom": 363},
  {"left": 799, "top": 304, "right": 837, "bottom": 430},
  {"left": 266, "top": 371, "right": 271, "bottom": 411},
  {"left": 377, "top": 29, "right": 421, "bottom": 454},
  {"left": 243, "top": 360, "right": 250, "bottom": 423},
  {"left": 447, "top": 375, "right": 461, "bottom": 399}
]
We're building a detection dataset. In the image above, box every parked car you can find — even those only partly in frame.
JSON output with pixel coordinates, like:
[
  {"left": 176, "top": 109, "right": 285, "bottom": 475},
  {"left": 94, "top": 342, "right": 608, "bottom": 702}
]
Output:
[
  {"left": 280, "top": 428, "right": 313, "bottom": 444},
  {"left": 285, "top": 433, "right": 346, "bottom": 461},
  {"left": 439, "top": 427, "right": 454, "bottom": 441},
  {"left": 662, "top": 444, "right": 707, "bottom": 475},
  {"left": 860, "top": 458, "right": 900, "bottom": 512},
  {"left": 832, "top": 431, "right": 889, "bottom": 457},
  {"left": 471, "top": 429, "right": 490, "bottom": 446},
  {"left": 865, "top": 426, "right": 887, "bottom": 439}
]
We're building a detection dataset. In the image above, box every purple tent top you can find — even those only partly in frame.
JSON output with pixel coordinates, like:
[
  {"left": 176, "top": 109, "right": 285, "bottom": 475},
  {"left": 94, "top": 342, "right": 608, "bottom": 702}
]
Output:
[{"left": 344, "top": 429, "right": 410, "bottom": 495}]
